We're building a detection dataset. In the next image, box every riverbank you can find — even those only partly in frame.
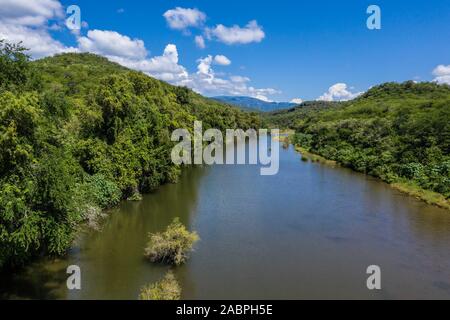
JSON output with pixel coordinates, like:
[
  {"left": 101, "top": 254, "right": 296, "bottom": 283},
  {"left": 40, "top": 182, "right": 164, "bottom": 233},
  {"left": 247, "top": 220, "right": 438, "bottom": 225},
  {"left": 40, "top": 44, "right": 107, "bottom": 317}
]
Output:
[
  {"left": 294, "top": 146, "right": 338, "bottom": 166},
  {"left": 289, "top": 139, "right": 450, "bottom": 211},
  {"left": 391, "top": 181, "right": 450, "bottom": 210},
  {"left": 4, "top": 140, "right": 450, "bottom": 299}
]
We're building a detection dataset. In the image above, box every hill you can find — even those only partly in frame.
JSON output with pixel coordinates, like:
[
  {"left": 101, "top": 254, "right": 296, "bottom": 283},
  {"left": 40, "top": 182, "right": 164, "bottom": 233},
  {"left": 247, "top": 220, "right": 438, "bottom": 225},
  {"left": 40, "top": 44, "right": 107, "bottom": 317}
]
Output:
[
  {"left": 0, "top": 43, "right": 260, "bottom": 269},
  {"left": 213, "top": 96, "right": 297, "bottom": 112},
  {"left": 267, "top": 81, "right": 450, "bottom": 208},
  {"left": 264, "top": 100, "right": 340, "bottom": 128}
]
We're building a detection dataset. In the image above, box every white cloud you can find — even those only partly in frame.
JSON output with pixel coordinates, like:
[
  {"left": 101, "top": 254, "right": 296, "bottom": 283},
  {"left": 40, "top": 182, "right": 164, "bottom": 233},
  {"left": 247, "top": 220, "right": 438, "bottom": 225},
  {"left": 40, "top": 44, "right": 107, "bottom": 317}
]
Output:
[
  {"left": 108, "top": 44, "right": 189, "bottom": 84},
  {"left": 230, "top": 76, "right": 250, "bottom": 83},
  {"left": 163, "top": 7, "right": 206, "bottom": 31},
  {"left": 0, "top": 0, "right": 75, "bottom": 58},
  {"left": 290, "top": 98, "right": 303, "bottom": 104},
  {"left": 434, "top": 76, "right": 450, "bottom": 85},
  {"left": 206, "top": 20, "right": 265, "bottom": 45},
  {"left": 432, "top": 64, "right": 450, "bottom": 85},
  {"left": 194, "top": 35, "right": 205, "bottom": 49},
  {"left": 186, "top": 54, "right": 279, "bottom": 100},
  {"left": 0, "top": 1, "right": 277, "bottom": 99},
  {"left": 317, "top": 83, "right": 362, "bottom": 101},
  {"left": 255, "top": 95, "right": 273, "bottom": 102},
  {"left": 433, "top": 65, "right": 450, "bottom": 76},
  {"left": 0, "top": 0, "right": 63, "bottom": 26},
  {"left": 196, "top": 55, "right": 214, "bottom": 76},
  {"left": 214, "top": 54, "right": 231, "bottom": 66},
  {"left": 0, "top": 22, "right": 76, "bottom": 58},
  {"left": 78, "top": 30, "right": 147, "bottom": 60}
]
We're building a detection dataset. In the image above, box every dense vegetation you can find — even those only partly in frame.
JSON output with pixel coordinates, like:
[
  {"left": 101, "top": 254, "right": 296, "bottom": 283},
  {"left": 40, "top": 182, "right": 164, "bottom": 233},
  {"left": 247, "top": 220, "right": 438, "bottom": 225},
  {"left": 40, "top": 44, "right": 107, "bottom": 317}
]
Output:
[
  {"left": 139, "top": 271, "right": 181, "bottom": 300},
  {"left": 264, "top": 101, "right": 339, "bottom": 128},
  {"left": 0, "top": 41, "right": 259, "bottom": 269},
  {"left": 267, "top": 82, "right": 450, "bottom": 206},
  {"left": 144, "top": 218, "right": 199, "bottom": 266}
]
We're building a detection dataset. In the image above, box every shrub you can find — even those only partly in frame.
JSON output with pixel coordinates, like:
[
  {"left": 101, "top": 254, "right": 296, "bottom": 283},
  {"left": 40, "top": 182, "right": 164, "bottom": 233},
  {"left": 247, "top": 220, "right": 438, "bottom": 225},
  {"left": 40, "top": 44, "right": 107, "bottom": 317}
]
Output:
[
  {"left": 139, "top": 271, "right": 181, "bottom": 300},
  {"left": 166, "top": 166, "right": 181, "bottom": 184},
  {"left": 127, "top": 192, "right": 143, "bottom": 201},
  {"left": 144, "top": 218, "right": 199, "bottom": 266},
  {"left": 0, "top": 40, "right": 31, "bottom": 92},
  {"left": 85, "top": 174, "right": 122, "bottom": 208}
]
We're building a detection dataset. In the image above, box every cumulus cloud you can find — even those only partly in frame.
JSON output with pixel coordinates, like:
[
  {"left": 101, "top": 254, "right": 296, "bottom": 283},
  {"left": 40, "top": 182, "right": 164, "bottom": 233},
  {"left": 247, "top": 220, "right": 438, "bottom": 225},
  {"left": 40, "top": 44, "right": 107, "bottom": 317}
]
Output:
[
  {"left": 163, "top": 7, "right": 206, "bottom": 31},
  {"left": 317, "top": 83, "right": 362, "bottom": 101},
  {"left": 0, "top": 1, "right": 277, "bottom": 99},
  {"left": 230, "top": 75, "right": 250, "bottom": 83},
  {"left": 290, "top": 98, "right": 303, "bottom": 104},
  {"left": 196, "top": 55, "right": 213, "bottom": 76},
  {"left": 255, "top": 95, "right": 273, "bottom": 102},
  {"left": 194, "top": 35, "right": 205, "bottom": 49},
  {"left": 206, "top": 20, "right": 265, "bottom": 45},
  {"left": 106, "top": 44, "right": 189, "bottom": 84},
  {"left": 78, "top": 30, "right": 148, "bottom": 60},
  {"left": 0, "top": 0, "right": 76, "bottom": 58},
  {"left": 0, "top": 0, "right": 63, "bottom": 26},
  {"left": 163, "top": 8, "right": 266, "bottom": 47},
  {"left": 142, "top": 44, "right": 189, "bottom": 83},
  {"left": 186, "top": 54, "right": 279, "bottom": 100},
  {"left": 0, "top": 22, "right": 76, "bottom": 58},
  {"left": 432, "top": 64, "right": 450, "bottom": 85},
  {"left": 214, "top": 54, "right": 231, "bottom": 66}
]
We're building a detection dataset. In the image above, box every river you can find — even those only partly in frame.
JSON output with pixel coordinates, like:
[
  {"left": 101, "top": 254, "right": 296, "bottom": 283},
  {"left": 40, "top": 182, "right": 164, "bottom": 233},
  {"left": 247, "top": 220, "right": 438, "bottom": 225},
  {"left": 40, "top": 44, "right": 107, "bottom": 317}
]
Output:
[{"left": 1, "top": 144, "right": 450, "bottom": 299}]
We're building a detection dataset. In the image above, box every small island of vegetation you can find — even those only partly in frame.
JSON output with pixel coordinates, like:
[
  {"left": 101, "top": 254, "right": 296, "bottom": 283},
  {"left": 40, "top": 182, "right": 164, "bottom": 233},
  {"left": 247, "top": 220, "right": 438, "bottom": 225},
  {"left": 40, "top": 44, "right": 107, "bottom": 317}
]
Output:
[
  {"left": 139, "top": 271, "right": 181, "bottom": 300},
  {"left": 144, "top": 218, "right": 200, "bottom": 266}
]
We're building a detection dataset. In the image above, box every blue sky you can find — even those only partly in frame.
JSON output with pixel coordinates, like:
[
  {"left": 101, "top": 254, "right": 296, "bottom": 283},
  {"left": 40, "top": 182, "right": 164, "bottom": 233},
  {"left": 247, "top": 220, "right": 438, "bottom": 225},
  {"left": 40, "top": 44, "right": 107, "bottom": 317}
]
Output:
[{"left": 1, "top": 0, "right": 449, "bottom": 101}]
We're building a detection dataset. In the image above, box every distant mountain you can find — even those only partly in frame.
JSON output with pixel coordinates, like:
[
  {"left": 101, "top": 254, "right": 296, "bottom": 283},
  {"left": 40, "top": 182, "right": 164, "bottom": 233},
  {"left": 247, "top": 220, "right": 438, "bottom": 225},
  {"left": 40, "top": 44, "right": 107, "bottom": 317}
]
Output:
[{"left": 212, "top": 96, "right": 297, "bottom": 112}]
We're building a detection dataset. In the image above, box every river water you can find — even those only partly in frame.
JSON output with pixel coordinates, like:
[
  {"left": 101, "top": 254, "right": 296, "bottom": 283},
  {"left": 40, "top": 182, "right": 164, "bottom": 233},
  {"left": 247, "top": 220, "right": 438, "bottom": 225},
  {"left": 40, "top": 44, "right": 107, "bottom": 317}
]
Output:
[{"left": 1, "top": 144, "right": 450, "bottom": 299}]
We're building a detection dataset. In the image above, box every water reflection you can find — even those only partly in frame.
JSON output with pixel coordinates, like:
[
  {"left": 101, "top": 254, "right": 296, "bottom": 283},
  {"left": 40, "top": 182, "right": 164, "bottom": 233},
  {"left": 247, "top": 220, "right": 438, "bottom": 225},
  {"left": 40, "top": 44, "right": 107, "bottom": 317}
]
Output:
[{"left": 1, "top": 145, "right": 450, "bottom": 300}]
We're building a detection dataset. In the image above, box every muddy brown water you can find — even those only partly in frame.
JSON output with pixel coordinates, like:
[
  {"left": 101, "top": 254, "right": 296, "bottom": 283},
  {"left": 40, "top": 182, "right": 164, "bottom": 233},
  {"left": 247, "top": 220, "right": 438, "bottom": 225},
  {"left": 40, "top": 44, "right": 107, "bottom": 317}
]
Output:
[{"left": 1, "top": 145, "right": 450, "bottom": 299}]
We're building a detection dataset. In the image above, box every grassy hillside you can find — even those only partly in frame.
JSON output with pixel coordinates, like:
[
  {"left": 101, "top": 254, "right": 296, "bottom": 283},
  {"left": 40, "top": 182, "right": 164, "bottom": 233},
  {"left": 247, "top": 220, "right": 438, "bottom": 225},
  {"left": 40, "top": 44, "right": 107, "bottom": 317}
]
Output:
[
  {"left": 0, "top": 42, "right": 260, "bottom": 269},
  {"left": 267, "top": 82, "right": 450, "bottom": 208}
]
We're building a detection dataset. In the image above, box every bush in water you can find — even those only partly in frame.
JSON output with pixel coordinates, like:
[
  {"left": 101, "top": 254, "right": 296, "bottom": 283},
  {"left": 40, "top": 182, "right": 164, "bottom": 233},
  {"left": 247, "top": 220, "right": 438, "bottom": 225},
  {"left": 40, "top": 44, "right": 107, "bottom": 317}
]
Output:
[
  {"left": 144, "top": 218, "right": 199, "bottom": 266},
  {"left": 139, "top": 271, "right": 181, "bottom": 300}
]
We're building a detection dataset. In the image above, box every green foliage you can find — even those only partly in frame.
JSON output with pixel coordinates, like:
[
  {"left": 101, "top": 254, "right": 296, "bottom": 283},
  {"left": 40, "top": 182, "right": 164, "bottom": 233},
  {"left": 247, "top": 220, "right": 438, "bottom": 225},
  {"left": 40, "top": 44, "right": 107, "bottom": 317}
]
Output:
[
  {"left": 0, "top": 40, "right": 257, "bottom": 269},
  {"left": 40, "top": 88, "right": 70, "bottom": 120},
  {"left": 264, "top": 101, "right": 339, "bottom": 128},
  {"left": 127, "top": 192, "right": 143, "bottom": 202},
  {"left": 0, "top": 40, "right": 30, "bottom": 92},
  {"left": 269, "top": 82, "right": 450, "bottom": 199},
  {"left": 84, "top": 174, "right": 121, "bottom": 208},
  {"left": 144, "top": 218, "right": 200, "bottom": 266},
  {"left": 0, "top": 92, "right": 40, "bottom": 175},
  {"left": 139, "top": 271, "right": 181, "bottom": 300},
  {"left": 0, "top": 74, "right": 93, "bottom": 264}
]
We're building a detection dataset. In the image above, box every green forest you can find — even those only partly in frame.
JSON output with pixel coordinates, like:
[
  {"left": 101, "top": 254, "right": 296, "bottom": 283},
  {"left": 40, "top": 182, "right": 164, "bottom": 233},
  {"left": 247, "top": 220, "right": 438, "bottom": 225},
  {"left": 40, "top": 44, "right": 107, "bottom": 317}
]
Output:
[
  {"left": 0, "top": 41, "right": 260, "bottom": 269},
  {"left": 266, "top": 82, "right": 450, "bottom": 208},
  {"left": 1, "top": 39, "right": 449, "bottom": 271}
]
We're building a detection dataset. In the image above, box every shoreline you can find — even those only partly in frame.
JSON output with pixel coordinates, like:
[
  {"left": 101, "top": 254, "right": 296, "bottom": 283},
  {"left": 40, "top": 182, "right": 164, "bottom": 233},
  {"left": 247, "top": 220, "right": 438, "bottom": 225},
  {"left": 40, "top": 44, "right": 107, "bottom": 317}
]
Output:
[{"left": 290, "top": 142, "right": 450, "bottom": 211}]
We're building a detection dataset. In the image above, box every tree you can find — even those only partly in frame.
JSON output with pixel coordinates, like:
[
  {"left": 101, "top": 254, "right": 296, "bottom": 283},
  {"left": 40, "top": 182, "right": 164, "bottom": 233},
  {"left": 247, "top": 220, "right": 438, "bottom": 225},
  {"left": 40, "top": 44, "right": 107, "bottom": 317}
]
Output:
[{"left": 0, "top": 40, "right": 39, "bottom": 92}]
